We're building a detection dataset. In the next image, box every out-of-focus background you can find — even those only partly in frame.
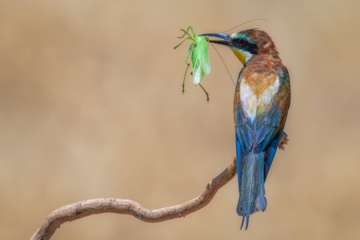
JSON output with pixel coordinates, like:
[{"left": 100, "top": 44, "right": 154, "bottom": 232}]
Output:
[{"left": 1, "top": 0, "right": 359, "bottom": 239}]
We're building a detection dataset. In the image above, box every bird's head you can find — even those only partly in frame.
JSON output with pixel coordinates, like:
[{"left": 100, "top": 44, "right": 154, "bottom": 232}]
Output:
[{"left": 202, "top": 29, "right": 278, "bottom": 66}]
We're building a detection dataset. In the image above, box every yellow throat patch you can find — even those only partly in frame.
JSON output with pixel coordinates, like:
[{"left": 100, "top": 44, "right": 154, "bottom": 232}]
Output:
[{"left": 232, "top": 49, "right": 252, "bottom": 66}]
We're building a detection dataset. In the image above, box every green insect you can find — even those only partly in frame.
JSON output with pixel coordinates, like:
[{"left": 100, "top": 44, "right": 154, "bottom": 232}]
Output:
[{"left": 174, "top": 26, "right": 211, "bottom": 102}]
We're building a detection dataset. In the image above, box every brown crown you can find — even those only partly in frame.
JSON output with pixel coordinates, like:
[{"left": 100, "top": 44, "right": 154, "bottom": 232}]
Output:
[{"left": 241, "top": 29, "right": 279, "bottom": 56}]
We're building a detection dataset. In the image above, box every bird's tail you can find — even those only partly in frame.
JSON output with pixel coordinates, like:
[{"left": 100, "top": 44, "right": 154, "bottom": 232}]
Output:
[{"left": 236, "top": 151, "right": 267, "bottom": 230}]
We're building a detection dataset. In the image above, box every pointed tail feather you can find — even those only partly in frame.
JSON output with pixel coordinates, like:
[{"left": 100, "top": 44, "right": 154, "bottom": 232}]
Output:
[
  {"left": 239, "top": 214, "right": 250, "bottom": 230},
  {"left": 237, "top": 151, "right": 267, "bottom": 230},
  {"left": 240, "top": 215, "right": 245, "bottom": 230}
]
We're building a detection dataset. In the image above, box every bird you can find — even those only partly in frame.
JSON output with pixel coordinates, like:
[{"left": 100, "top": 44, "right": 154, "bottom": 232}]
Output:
[{"left": 201, "top": 29, "right": 291, "bottom": 230}]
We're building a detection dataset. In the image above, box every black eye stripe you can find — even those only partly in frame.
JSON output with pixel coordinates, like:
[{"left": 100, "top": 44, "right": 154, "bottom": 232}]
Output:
[
  {"left": 234, "top": 38, "right": 247, "bottom": 44},
  {"left": 233, "top": 38, "right": 258, "bottom": 54}
]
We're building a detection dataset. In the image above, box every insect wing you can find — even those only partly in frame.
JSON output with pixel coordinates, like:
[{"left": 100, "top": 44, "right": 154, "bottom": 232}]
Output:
[
  {"left": 192, "top": 53, "right": 205, "bottom": 84},
  {"left": 198, "top": 37, "right": 211, "bottom": 75},
  {"left": 191, "top": 36, "right": 211, "bottom": 84}
]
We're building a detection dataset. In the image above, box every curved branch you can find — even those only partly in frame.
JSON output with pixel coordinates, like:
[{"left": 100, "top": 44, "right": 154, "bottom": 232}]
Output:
[
  {"left": 30, "top": 134, "right": 289, "bottom": 240},
  {"left": 27, "top": 33, "right": 291, "bottom": 238},
  {"left": 31, "top": 158, "right": 237, "bottom": 240}
]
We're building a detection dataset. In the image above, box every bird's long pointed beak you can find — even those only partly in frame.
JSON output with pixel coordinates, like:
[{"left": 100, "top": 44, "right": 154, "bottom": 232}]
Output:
[{"left": 201, "top": 33, "right": 233, "bottom": 47}]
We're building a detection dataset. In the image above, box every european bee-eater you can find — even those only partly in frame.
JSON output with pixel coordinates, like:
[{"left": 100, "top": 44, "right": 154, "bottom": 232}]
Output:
[{"left": 202, "top": 29, "right": 291, "bottom": 229}]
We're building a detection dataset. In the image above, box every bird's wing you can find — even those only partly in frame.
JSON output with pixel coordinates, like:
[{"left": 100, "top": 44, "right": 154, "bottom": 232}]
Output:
[
  {"left": 261, "top": 66, "right": 290, "bottom": 179},
  {"left": 235, "top": 66, "right": 290, "bottom": 180}
]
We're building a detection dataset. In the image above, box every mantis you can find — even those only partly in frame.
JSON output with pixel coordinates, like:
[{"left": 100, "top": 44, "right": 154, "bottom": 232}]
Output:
[{"left": 174, "top": 26, "right": 211, "bottom": 102}]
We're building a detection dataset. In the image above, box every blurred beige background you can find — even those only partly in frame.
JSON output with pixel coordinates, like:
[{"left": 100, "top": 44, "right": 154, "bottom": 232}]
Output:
[{"left": 1, "top": 0, "right": 359, "bottom": 239}]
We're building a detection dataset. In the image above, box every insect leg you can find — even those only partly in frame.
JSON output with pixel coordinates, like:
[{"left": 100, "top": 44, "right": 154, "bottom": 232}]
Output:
[
  {"left": 174, "top": 37, "right": 192, "bottom": 49},
  {"left": 178, "top": 26, "right": 194, "bottom": 39},
  {"left": 188, "top": 26, "right": 196, "bottom": 37},
  {"left": 198, "top": 83, "right": 209, "bottom": 102},
  {"left": 182, "top": 43, "right": 194, "bottom": 94}
]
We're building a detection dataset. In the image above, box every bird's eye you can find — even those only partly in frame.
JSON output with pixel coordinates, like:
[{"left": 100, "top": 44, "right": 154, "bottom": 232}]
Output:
[{"left": 239, "top": 39, "right": 247, "bottom": 46}]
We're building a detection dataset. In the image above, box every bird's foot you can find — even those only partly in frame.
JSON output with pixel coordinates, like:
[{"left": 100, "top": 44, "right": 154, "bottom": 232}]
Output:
[{"left": 278, "top": 131, "right": 289, "bottom": 150}]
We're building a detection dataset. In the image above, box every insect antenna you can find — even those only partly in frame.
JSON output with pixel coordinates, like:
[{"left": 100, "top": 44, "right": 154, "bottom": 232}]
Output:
[
  {"left": 223, "top": 18, "right": 269, "bottom": 33},
  {"left": 209, "top": 42, "right": 235, "bottom": 86}
]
